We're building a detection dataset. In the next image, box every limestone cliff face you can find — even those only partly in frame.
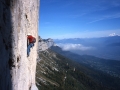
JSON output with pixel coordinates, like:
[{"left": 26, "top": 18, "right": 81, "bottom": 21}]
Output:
[
  {"left": 38, "top": 36, "right": 54, "bottom": 51},
  {"left": 0, "top": 0, "right": 39, "bottom": 90}
]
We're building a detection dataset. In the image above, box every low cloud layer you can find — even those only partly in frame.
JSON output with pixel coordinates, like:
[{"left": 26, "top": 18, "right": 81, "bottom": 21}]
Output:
[
  {"left": 109, "top": 33, "right": 119, "bottom": 36},
  {"left": 57, "top": 43, "right": 95, "bottom": 51}
]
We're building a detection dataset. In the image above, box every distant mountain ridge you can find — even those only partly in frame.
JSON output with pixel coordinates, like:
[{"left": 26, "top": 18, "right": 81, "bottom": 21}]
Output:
[
  {"left": 37, "top": 37, "right": 120, "bottom": 78},
  {"left": 54, "top": 36, "right": 120, "bottom": 43},
  {"left": 50, "top": 46, "right": 120, "bottom": 78},
  {"left": 36, "top": 37, "right": 120, "bottom": 90},
  {"left": 54, "top": 36, "right": 120, "bottom": 60}
]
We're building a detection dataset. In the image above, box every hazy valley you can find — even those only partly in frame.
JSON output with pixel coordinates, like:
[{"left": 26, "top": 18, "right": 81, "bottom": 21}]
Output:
[
  {"left": 54, "top": 36, "right": 120, "bottom": 60},
  {"left": 36, "top": 37, "right": 120, "bottom": 90}
]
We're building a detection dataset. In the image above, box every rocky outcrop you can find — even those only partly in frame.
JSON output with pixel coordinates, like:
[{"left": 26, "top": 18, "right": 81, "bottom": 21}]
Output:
[
  {"left": 43, "top": 38, "right": 55, "bottom": 48},
  {"left": 38, "top": 36, "right": 54, "bottom": 51},
  {"left": 0, "top": 0, "right": 39, "bottom": 90}
]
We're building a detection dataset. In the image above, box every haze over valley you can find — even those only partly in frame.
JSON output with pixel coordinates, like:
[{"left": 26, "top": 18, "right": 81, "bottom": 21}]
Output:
[{"left": 54, "top": 36, "right": 120, "bottom": 60}]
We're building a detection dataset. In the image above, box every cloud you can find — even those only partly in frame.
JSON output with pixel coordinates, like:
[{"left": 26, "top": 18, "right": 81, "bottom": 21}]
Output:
[
  {"left": 109, "top": 33, "right": 119, "bottom": 36},
  {"left": 57, "top": 43, "right": 94, "bottom": 51},
  {"left": 88, "top": 13, "right": 120, "bottom": 24}
]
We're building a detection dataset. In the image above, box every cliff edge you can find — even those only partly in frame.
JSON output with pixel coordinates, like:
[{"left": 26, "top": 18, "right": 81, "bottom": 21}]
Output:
[
  {"left": 38, "top": 36, "right": 54, "bottom": 52},
  {"left": 0, "top": 0, "right": 39, "bottom": 90}
]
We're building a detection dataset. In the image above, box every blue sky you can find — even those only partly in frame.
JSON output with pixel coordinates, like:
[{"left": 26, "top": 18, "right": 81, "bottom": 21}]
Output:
[{"left": 39, "top": 0, "right": 120, "bottom": 39}]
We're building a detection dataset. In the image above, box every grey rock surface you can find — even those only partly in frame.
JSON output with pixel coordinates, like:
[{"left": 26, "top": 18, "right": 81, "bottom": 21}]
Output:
[
  {"left": 30, "top": 84, "right": 38, "bottom": 90},
  {"left": 38, "top": 36, "right": 55, "bottom": 51},
  {"left": 0, "top": 0, "right": 40, "bottom": 90}
]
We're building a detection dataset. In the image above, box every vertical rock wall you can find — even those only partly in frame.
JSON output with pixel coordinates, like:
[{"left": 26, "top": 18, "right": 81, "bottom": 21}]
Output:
[
  {"left": 0, "top": 0, "right": 39, "bottom": 90},
  {"left": 10, "top": 0, "right": 39, "bottom": 90}
]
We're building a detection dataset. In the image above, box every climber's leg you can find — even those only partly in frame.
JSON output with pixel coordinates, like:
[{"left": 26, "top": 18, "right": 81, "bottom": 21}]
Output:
[
  {"left": 27, "top": 43, "right": 34, "bottom": 57},
  {"left": 27, "top": 44, "right": 31, "bottom": 57}
]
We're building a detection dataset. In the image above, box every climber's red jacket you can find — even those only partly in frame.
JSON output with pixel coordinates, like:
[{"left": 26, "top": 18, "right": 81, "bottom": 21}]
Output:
[{"left": 27, "top": 35, "right": 36, "bottom": 43}]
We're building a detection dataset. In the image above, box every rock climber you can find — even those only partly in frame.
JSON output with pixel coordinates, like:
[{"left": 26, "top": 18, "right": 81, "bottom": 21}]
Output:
[{"left": 27, "top": 35, "right": 36, "bottom": 57}]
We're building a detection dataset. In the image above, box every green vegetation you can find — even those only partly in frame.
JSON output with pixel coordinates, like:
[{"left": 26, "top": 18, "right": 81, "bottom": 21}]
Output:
[{"left": 36, "top": 49, "right": 120, "bottom": 90}]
